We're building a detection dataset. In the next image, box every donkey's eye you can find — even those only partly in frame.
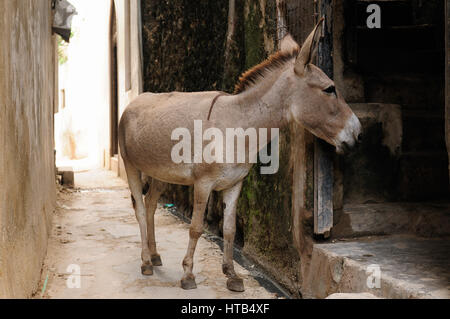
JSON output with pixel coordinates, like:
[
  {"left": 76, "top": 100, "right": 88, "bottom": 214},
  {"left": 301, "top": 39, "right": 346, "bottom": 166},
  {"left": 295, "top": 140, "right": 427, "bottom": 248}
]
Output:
[{"left": 323, "top": 86, "right": 336, "bottom": 96}]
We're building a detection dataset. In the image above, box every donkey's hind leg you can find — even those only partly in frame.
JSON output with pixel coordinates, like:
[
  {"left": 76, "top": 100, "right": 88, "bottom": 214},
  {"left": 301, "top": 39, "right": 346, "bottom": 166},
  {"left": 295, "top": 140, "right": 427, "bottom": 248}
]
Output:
[
  {"left": 144, "top": 179, "right": 167, "bottom": 266},
  {"left": 123, "top": 161, "right": 153, "bottom": 276},
  {"left": 222, "top": 181, "right": 245, "bottom": 292}
]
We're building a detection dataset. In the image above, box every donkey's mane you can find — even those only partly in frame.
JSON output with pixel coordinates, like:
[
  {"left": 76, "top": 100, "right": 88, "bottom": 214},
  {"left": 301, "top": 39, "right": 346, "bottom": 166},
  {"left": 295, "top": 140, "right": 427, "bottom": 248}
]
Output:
[{"left": 234, "top": 47, "right": 300, "bottom": 94}]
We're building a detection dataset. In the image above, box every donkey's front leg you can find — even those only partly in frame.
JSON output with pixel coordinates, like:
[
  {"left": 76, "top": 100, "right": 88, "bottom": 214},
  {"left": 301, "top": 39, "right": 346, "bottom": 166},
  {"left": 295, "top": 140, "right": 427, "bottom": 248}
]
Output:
[
  {"left": 222, "top": 181, "right": 244, "bottom": 292},
  {"left": 180, "top": 182, "right": 212, "bottom": 290}
]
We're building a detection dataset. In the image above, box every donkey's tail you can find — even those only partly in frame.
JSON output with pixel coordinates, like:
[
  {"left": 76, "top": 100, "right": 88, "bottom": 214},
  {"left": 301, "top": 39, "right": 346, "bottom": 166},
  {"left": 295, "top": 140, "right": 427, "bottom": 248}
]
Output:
[{"left": 118, "top": 114, "right": 128, "bottom": 161}]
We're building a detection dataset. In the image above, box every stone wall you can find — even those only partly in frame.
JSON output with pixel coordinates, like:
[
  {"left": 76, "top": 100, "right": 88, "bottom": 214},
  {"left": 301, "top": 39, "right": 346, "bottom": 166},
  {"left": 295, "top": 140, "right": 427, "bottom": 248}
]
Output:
[
  {"left": 141, "top": 0, "right": 229, "bottom": 93},
  {"left": 0, "top": 0, "right": 57, "bottom": 298}
]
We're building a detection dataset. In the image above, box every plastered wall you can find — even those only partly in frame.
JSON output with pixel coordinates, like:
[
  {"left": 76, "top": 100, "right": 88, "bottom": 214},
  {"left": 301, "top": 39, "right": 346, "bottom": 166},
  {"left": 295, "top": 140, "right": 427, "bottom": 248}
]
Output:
[{"left": 0, "top": 0, "right": 57, "bottom": 298}]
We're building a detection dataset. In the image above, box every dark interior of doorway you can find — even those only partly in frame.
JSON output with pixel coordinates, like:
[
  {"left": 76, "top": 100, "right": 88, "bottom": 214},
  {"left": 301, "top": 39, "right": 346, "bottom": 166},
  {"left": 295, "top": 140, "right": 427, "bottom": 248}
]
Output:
[
  {"left": 342, "top": 0, "right": 448, "bottom": 203},
  {"left": 334, "top": 0, "right": 449, "bottom": 239}
]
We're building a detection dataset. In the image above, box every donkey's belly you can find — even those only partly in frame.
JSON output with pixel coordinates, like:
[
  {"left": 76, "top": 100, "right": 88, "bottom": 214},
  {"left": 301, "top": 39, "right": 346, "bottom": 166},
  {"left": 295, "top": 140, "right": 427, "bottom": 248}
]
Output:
[
  {"left": 133, "top": 155, "right": 251, "bottom": 189},
  {"left": 135, "top": 161, "right": 195, "bottom": 186},
  {"left": 137, "top": 162, "right": 251, "bottom": 189}
]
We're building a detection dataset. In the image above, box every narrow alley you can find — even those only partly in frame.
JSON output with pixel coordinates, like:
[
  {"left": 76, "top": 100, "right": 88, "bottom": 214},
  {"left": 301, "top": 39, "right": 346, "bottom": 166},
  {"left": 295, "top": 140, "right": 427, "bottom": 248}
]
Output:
[
  {"left": 37, "top": 170, "right": 279, "bottom": 299},
  {"left": 1, "top": 0, "right": 449, "bottom": 302}
]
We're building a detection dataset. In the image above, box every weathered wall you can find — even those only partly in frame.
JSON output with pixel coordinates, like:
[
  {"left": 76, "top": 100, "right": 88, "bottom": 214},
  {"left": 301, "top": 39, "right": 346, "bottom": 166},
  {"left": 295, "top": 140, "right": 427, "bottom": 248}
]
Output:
[
  {"left": 0, "top": 0, "right": 57, "bottom": 298},
  {"left": 141, "top": 0, "right": 229, "bottom": 93}
]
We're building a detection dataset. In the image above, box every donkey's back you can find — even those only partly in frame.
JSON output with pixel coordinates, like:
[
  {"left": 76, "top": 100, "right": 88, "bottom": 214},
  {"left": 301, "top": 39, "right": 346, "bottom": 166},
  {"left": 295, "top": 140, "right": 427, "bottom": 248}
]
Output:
[
  {"left": 118, "top": 91, "right": 224, "bottom": 185},
  {"left": 121, "top": 91, "right": 220, "bottom": 116}
]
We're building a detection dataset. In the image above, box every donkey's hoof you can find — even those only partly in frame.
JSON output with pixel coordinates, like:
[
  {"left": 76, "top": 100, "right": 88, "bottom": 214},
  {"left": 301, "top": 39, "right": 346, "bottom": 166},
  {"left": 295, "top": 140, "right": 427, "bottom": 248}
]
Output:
[
  {"left": 141, "top": 262, "right": 153, "bottom": 276},
  {"left": 227, "top": 277, "right": 245, "bottom": 292},
  {"left": 181, "top": 276, "right": 197, "bottom": 290},
  {"left": 151, "top": 255, "right": 163, "bottom": 266}
]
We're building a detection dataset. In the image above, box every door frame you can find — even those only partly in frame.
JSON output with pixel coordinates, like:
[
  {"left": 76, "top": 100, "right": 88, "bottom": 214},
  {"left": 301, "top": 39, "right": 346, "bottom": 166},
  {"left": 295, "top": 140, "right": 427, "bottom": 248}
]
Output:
[{"left": 109, "top": 0, "right": 119, "bottom": 158}]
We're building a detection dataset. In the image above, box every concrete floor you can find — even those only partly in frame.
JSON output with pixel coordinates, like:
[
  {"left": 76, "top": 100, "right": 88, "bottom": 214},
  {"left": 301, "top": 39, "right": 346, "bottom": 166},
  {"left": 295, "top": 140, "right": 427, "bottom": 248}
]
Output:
[
  {"left": 303, "top": 235, "right": 450, "bottom": 299},
  {"left": 36, "top": 170, "right": 278, "bottom": 299}
]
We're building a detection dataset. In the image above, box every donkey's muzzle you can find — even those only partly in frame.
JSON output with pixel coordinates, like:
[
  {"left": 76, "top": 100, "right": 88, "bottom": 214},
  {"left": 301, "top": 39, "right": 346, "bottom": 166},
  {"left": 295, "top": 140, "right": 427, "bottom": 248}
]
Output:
[{"left": 336, "top": 113, "right": 362, "bottom": 154}]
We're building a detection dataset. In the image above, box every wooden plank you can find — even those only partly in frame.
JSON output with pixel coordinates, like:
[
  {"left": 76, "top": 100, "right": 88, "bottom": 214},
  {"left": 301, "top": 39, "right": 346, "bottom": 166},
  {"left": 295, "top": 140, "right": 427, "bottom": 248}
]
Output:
[
  {"left": 314, "top": 0, "right": 334, "bottom": 236},
  {"left": 314, "top": 140, "right": 334, "bottom": 236}
]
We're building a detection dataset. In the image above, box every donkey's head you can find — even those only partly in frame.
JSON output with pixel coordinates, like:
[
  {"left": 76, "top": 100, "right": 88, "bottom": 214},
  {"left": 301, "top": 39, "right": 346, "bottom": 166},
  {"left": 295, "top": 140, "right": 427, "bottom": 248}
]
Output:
[{"left": 283, "top": 19, "right": 362, "bottom": 153}]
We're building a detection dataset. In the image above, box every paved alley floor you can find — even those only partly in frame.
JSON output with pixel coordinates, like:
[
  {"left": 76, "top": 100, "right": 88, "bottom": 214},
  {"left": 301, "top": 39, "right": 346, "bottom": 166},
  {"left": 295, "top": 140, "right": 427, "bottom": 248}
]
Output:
[{"left": 37, "top": 170, "right": 278, "bottom": 299}]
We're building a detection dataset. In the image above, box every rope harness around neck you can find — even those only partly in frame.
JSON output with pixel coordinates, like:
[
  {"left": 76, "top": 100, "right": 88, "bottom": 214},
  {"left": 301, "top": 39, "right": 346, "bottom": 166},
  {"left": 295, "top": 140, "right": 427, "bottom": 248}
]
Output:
[{"left": 207, "top": 93, "right": 229, "bottom": 121}]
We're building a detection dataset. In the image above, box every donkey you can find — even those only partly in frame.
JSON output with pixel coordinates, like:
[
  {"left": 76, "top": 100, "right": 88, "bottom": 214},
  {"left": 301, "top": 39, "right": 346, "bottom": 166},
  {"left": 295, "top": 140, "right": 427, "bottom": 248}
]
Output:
[{"left": 118, "top": 19, "right": 362, "bottom": 292}]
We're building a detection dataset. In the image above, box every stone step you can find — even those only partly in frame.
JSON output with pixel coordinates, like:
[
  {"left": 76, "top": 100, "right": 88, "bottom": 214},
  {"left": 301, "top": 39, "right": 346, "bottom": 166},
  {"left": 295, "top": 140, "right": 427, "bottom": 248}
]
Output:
[
  {"left": 332, "top": 202, "right": 450, "bottom": 239},
  {"left": 302, "top": 235, "right": 450, "bottom": 299},
  {"left": 326, "top": 292, "right": 380, "bottom": 299},
  {"left": 56, "top": 166, "right": 74, "bottom": 188}
]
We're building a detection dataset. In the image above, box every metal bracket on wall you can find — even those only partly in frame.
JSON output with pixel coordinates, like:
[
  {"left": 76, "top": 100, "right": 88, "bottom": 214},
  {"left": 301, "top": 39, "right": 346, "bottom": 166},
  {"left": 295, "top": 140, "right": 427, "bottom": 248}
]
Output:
[{"left": 52, "top": 0, "right": 77, "bottom": 43}]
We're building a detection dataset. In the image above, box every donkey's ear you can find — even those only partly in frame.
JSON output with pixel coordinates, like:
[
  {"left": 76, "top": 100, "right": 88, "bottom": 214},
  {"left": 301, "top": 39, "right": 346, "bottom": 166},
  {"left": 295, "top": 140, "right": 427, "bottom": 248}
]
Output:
[
  {"left": 294, "top": 17, "right": 324, "bottom": 76},
  {"left": 280, "top": 34, "right": 300, "bottom": 53}
]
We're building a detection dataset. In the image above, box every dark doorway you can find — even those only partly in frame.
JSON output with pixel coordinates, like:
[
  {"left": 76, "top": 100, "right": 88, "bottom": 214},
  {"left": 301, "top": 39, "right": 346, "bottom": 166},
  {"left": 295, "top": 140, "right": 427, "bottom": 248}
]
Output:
[
  {"left": 341, "top": 0, "right": 448, "bottom": 203},
  {"left": 110, "top": 0, "right": 119, "bottom": 157}
]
